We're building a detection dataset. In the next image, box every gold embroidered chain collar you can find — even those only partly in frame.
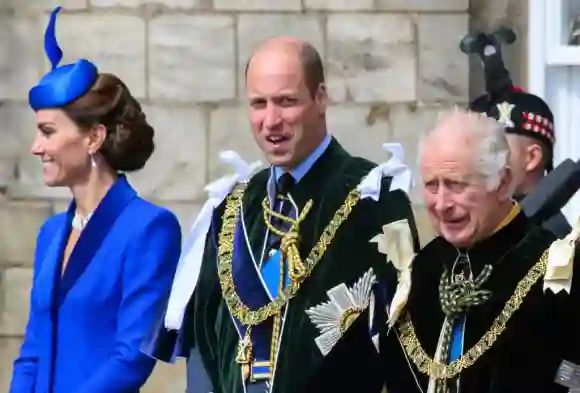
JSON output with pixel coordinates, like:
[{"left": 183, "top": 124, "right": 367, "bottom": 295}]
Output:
[
  {"left": 217, "top": 182, "right": 361, "bottom": 327},
  {"left": 398, "top": 250, "right": 548, "bottom": 380}
]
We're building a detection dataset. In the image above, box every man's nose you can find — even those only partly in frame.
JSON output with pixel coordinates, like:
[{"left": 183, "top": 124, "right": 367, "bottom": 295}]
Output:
[
  {"left": 263, "top": 103, "right": 282, "bottom": 130},
  {"left": 434, "top": 187, "right": 452, "bottom": 213}
]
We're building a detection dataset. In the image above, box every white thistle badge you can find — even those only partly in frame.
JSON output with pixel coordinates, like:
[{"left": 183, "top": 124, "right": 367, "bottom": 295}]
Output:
[
  {"left": 305, "top": 268, "right": 376, "bottom": 356},
  {"left": 370, "top": 218, "right": 416, "bottom": 328}
]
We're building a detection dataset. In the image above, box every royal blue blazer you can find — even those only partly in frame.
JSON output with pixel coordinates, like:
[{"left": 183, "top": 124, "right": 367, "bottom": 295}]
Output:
[{"left": 10, "top": 176, "right": 182, "bottom": 393}]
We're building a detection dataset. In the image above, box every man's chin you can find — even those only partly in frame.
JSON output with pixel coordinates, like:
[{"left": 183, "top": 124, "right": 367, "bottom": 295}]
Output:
[
  {"left": 440, "top": 226, "right": 474, "bottom": 248},
  {"left": 265, "top": 152, "right": 294, "bottom": 169}
]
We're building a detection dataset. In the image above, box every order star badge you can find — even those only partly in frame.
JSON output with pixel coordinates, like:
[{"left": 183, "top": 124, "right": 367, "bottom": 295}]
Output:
[{"left": 305, "top": 268, "right": 376, "bottom": 356}]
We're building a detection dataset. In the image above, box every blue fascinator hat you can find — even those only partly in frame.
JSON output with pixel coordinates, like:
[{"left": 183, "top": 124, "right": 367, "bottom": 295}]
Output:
[{"left": 29, "top": 6, "right": 98, "bottom": 111}]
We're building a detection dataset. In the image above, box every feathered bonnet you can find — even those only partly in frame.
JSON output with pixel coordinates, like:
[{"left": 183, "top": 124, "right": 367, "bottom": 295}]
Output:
[{"left": 464, "top": 27, "right": 555, "bottom": 172}]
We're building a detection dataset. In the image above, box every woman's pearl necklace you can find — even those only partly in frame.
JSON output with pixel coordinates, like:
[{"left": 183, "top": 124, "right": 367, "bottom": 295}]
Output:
[{"left": 72, "top": 211, "right": 93, "bottom": 231}]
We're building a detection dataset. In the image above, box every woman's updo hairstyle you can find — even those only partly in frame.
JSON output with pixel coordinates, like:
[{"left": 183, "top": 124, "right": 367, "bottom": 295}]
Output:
[{"left": 63, "top": 73, "right": 155, "bottom": 172}]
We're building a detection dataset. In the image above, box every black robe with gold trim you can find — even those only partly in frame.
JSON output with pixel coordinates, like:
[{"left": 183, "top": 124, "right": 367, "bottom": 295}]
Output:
[
  {"left": 180, "top": 138, "right": 420, "bottom": 393},
  {"left": 380, "top": 210, "right": 580, "bottom": 393}
]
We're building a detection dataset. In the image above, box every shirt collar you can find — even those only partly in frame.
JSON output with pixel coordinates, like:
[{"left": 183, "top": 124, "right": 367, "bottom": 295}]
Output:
[{"left": 267, "top": 133, "right": 332, "bottom": 197}]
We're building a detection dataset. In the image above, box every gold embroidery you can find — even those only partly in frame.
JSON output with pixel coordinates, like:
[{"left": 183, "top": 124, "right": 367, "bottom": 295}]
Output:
[
  {"left": 339, "top": 306, "right": 365, "bottom": 334},
  {"left": 398, "top": 250, "right": 548, "bottom": 380},
  {"left": 217, "top": 183, "right": 362, "bottom": 376}
]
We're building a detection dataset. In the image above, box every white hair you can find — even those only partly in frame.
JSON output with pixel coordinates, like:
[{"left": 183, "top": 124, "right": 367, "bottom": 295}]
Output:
[{"left": 418, "top": 107, "right": 511, "bottom": 191}]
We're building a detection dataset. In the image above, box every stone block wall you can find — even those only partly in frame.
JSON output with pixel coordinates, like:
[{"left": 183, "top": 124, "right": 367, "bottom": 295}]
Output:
[{"left": 0, "top": 0, "right": 527, "bottom": 391}]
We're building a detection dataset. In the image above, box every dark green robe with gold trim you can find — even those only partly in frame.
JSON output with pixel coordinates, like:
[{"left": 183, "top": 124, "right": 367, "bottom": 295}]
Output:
[
  {"left": 181, "top": 139, "right": 419, "bottom": 393},
  {"left": 380, "top": 211, "right": 580, "bottom": 393}
]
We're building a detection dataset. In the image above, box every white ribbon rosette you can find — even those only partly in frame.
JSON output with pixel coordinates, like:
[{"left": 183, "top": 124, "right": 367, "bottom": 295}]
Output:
[
  {"left": 357, "top": 143, "right": 414, "bottom": 200},
  {"left": 370, "top": 218, "right": 415, "bottom": 328}
]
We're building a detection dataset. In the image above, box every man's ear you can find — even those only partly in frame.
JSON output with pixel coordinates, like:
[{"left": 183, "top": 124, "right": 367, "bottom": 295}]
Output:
[
  {"left": 525, "top": 142, "right": 544, "bottom": 173},
  {"left": 314, "top": 83, "right": 328, "bottom": 115}
]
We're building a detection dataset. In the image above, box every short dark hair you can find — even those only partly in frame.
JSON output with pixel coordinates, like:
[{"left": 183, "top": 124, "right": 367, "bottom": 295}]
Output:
[{"left": 244, "top": 42, "right": 325, "bottom": 97}]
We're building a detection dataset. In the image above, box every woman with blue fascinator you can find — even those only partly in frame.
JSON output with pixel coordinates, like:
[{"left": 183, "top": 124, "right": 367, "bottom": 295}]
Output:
[{"left": 9, "top": 7, "right": 182, "bottom": 393}]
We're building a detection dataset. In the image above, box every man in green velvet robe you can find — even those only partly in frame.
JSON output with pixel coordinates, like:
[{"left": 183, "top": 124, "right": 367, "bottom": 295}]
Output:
[
  {"left": 144, "top": 37, "right": 420, "bottom": 393},
  {"left": 379, "top": 108, "right": 580, "bottom": 393}
]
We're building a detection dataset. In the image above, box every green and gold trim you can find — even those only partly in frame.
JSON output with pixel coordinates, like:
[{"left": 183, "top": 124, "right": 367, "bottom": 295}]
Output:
[
  {"left": 398, "top": 249, "right": 549, "bottom": 380},
  {"left": 217, "top": 182, "right": 361, "bottom": 327},
  {"left": 217, "top": 182, "right": 363, "bottom": 381}
]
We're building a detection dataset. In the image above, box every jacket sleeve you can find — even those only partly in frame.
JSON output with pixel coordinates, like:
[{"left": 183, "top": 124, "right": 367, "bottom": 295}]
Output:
[
  {"left": 10, "top": 219, "right": 55, "bottom": 393},
  {"left": 75, "top": 210, "right": 182, "bottom": 393}
]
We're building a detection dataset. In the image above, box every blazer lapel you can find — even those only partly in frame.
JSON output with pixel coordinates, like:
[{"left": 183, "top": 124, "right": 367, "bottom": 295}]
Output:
[{"left": 58, "top": 175, "right": 137, "bottom": 306}]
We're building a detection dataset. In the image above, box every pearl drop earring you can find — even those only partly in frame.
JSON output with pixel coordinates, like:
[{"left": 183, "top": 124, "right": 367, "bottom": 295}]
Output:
[{"left": 90, "top": 154, "right": 97, "bottom": 168}]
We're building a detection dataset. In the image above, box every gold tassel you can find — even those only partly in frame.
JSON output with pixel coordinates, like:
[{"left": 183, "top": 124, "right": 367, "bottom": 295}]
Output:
[{"left": 281, "top": 231, "right": 307, "bottom": 282}]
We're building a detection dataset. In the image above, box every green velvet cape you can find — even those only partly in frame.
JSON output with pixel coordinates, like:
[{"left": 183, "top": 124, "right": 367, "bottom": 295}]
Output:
[
  {"left": 181, "top": 138, "right": 419, "bottom": 393},
  {"left": 380, "top": 210, "right": 580, "bottom": 393}
]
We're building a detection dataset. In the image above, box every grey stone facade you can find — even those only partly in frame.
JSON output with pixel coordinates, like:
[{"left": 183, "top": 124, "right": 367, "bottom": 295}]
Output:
[{"left": 0, "top": 0, "right": 526, "bottom": 391}]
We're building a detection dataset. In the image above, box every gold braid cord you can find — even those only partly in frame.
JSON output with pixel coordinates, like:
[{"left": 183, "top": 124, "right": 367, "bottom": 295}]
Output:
[
  {"left": 218, "top": 182, "right": 361, "bottom": 379},
  {"left": 261, "top": 197, "right": 313, "bottom": 283},
  {"left": 218, "top": 182, "right": 361, "bottom": 326},
  {"left": 398, "top": 250, "right": 549, "bottom": 380}
]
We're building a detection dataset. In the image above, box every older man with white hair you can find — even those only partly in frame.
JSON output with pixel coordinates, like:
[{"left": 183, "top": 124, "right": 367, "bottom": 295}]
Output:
[{"left": 379, "top": 108, "right": 580, "bottom": 393}]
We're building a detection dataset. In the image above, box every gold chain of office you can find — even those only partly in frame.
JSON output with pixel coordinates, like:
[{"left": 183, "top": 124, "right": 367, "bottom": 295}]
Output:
[
  {"left": 397, "top": 249, "right": 549, "bottom": 380},
  {"left": 217, "top": 182, "right": 361, "bottom": 327}
]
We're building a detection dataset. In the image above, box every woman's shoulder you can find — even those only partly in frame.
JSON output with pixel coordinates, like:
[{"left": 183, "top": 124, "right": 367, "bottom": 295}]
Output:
[
  {"left": 38, "top": 212, "right": 68, "bottom": 238},
  {"left": 34, "top": 213, "right": 68, "bottom": 267},
  {"left": 123, "top": 196, "right": 181, "bottom": 229}
]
